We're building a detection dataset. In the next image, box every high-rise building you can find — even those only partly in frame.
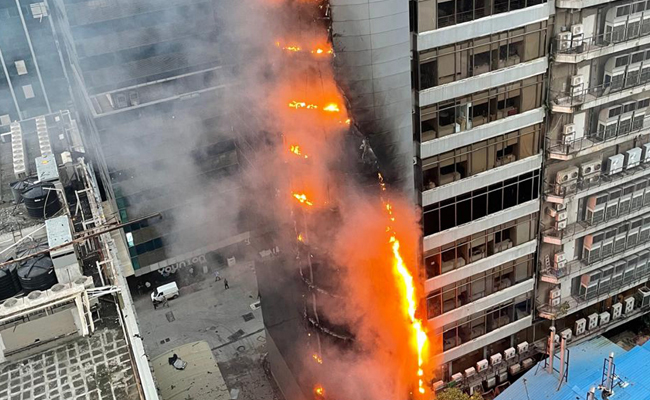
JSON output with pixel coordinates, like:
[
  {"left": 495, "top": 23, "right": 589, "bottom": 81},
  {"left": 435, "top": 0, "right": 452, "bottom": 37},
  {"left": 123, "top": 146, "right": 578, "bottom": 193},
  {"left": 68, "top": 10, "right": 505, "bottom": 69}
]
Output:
[
  {"left": 0, "top": 0, "right": 70, "bottom": 125},
  {"left": 47, "top": 0, "right": 248, "bottom": 277},
  {"left": 537, "top": 0, "right": 650, "bottom": 363},
  {"left": 412, "top": 0, "right": 553, "bottom": 381}
]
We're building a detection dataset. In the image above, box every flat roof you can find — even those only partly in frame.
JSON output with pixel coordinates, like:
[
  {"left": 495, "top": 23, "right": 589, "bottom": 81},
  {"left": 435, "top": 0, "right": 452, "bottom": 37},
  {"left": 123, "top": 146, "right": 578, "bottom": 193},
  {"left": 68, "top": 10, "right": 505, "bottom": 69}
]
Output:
[
  {"left": 151, "top": 341, "right": 230, "bottom": 400},
  {"left": 0, "top": 327, "right": 139, "bottom": 400},
  {"left": 496, "top": 335, "right": 650, "bottom": 400}
]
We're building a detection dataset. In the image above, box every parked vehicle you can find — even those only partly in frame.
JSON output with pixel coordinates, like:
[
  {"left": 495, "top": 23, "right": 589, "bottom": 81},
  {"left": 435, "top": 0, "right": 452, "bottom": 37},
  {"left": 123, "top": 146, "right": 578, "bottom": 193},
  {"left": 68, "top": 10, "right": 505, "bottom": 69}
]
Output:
[{"left": 150, "top": 282, "right": 179, "bottom": 303}]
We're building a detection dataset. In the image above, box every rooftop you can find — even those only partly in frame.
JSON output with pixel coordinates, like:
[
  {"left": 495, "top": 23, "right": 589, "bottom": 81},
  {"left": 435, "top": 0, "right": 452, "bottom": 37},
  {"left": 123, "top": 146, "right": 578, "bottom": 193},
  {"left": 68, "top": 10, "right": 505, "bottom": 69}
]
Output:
[
  {"left": 0, "top": 327, "right": 139, "bottom": 400},
  {"left": 496, "top": 335, "right": 650, "bottom": 400}
]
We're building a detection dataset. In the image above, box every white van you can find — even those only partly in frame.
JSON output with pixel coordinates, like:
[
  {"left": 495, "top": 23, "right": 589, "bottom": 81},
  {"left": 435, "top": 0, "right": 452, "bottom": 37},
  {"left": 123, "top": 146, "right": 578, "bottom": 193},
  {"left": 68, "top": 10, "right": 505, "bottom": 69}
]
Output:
[{"left": 151, "top": 282, "right": 179, "bottom": 303}]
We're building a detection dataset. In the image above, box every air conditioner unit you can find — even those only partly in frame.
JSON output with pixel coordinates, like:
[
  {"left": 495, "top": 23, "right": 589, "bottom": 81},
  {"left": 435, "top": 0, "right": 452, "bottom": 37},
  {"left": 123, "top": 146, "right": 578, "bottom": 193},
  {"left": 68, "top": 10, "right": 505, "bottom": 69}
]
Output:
[
  {"left": 556, "top": 166, "right": 579, "bottom": 184},
  {"left": 465, "top": 367, "right": 477, "bottom": 378},
  {"left": 550, "top": 287, "right": 561, "bottom": 299},
  {"left": 550, "top": 296, "right": 561, "bottom": 307},
  {"left": 605, "top": 154, "right": 625, "bottom": 175},
  {"left": 555, "top": 182, "right": 578, "bottom": 196},
  {"left": 490, "top": 353, "right": 502, "bottom": 366},
  {"left": 508, "top": 363, "right": 522, "bottom": 375},
  {"left": 558, "top": 32, "right": 572, "bottom": 51},
  {"left": 624, "top": 296, "right": 635, "bottom": 314},
  {"left": 587, "top": 313, "right": 599, "bottom": 330},
  {"left": 517, "top": 341, "right": 529, "bottom": 354},
  {"left": 580, "top": 160, "right": 602, "bottom": 177},
  {"left": 433, "top": 381, "right": 445, "bottom": 392},
  {"left": 504, "top": 347, "right": 516, "bottom": 360},
  {"left": 625, "top": 148, "right": 643, "bottom": 169},
  {"left": 556, "top": 202, "right": 567, "bottom": 211},
  {"left": 643, "top": 143, "right": 650, "bottom": 163},
  {"left": 451, "top": 373, "right": 464, "bottom": 383},
  {"left": 599, "top": 311, "right": 611, "bottom": 325},
  {"left": 555, "top": 211, "right": 568, "bottom": 221},
  {"left": 586, "top": 193, "right": 608, "bottom": 225},
  {"left": 556, "top": 220, "right": 568, "bottom": 230},
  {"left": 522, "top": 358, "right": 535, "bottom": 370},
  {"left": 562, "top": 123, "right": 576, "bottom": 144},
  {"left": 560, "top": 328, "right": 572, "bottom": 341},
  {"left": 571, "top": 24, "right": 584, "bottom": 36},
  {"left": 554, "top": 252, "right": 566, "bottom": 267},
  {"left": 498, "top": 369, "right": 509, "bottom": 383},
  {"left": 575, "top": 318, "right": 587, "bottom": 335},
  {"left": 612, "top": 302, "right": 623, "bottom": 319},
  {"left": 583, "top": 174, "right": 601, "bottom": 186},
  {"left": 476, "top": 359, "right": 489, "bottom": 372},
  {"left": 636, "top": 287, "right": 650, "bottom": 308},
  {"left": 485, "top": 376, "right": 496, "bottom": 389},
  {"left": 571, "top": 75, "right": 585, "bottom": 87}
]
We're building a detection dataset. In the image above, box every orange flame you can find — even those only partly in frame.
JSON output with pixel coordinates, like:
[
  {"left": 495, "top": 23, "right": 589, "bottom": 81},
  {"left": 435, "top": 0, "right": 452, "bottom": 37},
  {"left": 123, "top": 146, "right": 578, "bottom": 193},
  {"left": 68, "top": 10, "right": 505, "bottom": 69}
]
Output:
[
  {"left": 382, "top": 178, "right": 428, "bottom": 396},
  {"left": 322, "top": 103, "right": 340, "bottom": 113},
  {"left": 297, "top": 234, "right": 303, "bottom": 242},
  {"left": 312, "top": 353, "right": 323, "bottom": 364},
  {"left": 292, "top": 193, "right": 313, "bottom": 206},
  {"left": 314, "top": 385, "right": 325, "bottom": 397},
  {"left": 288, "top": 101, "right": 318, "bottom": 110},
  {"left": 290, "top": 145, "right": 309, "bottom": 158}
]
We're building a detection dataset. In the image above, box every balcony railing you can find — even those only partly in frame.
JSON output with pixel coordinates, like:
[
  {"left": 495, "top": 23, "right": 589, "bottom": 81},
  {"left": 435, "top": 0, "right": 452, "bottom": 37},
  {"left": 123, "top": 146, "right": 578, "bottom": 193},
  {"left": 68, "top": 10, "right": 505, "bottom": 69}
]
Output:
[
  {"left": 544, "top": 163, "right": 650, "bottom": 200},
  {"left": 551, "top": 75, "right": 650, "bottom": 110},
  {"left": 553, "top": 27, "right": 650, "bottom": 57},
  {"left": 540, "top": 236, "right": 650, "bottom": 281},
  {"left": 546, "top": 116, "right": 650, "bottom": 157}
]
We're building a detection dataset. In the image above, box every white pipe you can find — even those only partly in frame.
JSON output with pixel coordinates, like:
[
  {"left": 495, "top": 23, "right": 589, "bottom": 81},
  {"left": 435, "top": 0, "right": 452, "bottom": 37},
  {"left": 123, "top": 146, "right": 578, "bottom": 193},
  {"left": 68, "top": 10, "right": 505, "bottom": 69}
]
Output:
[
  {"left": 559, "top": 337, "right": 566, "bottom": 380},
  {"left": 606, "top": 352, "right": 615, "bottom": 392},
  {"left": 587, "top": 387, "right": 596, "bottom": 400}
]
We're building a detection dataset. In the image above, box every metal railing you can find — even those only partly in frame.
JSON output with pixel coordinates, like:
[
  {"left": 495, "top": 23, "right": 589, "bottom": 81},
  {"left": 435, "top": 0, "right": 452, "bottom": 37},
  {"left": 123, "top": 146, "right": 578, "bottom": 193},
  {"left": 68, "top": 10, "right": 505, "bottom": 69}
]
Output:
[
  {"left": 546, "top": 117, "right": 650, "bottom": 156},
  {"left": 541, "top": 236, "right": 650, "bottom": 280},
  {"left": 543, "top": 163, "right": 650, "bottom": 200},
  {"left": 554, "top": 28, "right": 650, "bottom": 56},
  {"left": 573, "top": 272, "right": 650, "bottom": 303},
  {"left": 551, "top": 76, "right": 650, "bottom": 108}
]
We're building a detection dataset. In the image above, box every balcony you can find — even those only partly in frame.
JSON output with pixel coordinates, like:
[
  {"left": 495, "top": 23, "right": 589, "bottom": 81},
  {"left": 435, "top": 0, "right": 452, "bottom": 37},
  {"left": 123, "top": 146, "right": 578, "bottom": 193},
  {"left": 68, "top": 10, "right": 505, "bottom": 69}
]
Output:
[
  {"left": 538, "top": 279, "right": 650, "bottom": 319},
  {"left": 544, "top": 163, "right": 650, "bottom": 204},
  {"left": 553, "top": 31, "right": 650, "bottom": 64},
  {"left": 540, "top": 238, "right": 650, "bottom": 283},
  {"left": 541, "top": 196, "right": 650, "bottom": 244},
  {"left": 556, "top": 0, "right": 613, "bottom": 9},
  {"left": 551, "top": 80, "right": 650, "bottom": 114},
  {"left": 547, "top": 120, "right": 650, "bottom": 161}
]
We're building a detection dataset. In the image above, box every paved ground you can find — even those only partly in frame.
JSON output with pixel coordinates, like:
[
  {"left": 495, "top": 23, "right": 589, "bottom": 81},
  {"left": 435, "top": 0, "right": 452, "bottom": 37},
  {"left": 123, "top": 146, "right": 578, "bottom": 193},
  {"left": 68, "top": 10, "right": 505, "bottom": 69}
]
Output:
[
  {"left": 134, "top": 257, "right": 280, "bottom": 400},
  {"left": 0, "top": 328, "right": 138, "bottom": 400}
]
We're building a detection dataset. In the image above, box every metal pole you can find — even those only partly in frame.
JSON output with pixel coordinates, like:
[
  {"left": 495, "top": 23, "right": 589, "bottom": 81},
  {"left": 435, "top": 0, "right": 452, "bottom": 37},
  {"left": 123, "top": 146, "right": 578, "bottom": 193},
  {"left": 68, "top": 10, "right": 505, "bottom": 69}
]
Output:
[
  {"left": 559, "top": 336, "right": 566, "bottom": 381},
  {"left": 548, "top": 327, "right": 556, "bottom": 374},
  {"left": 15, "top": 0, "right": 52, "bottom": 113},
  {"left": 587, "top": 387, "right": 596, "bottom": 400},
  {"left": 606, "top": 352, "right": 615, "bottom": 392}
]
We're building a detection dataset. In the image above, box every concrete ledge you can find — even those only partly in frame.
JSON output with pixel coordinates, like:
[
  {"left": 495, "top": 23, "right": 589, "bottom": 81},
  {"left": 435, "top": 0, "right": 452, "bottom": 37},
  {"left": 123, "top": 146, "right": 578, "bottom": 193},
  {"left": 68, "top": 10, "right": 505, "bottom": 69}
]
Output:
[
  {"left": 422, "top": 154, "right": 542, "bottom": 206},
  {"left": 425, "top": 240, "right": 537, "bottom": 294},
  {"left": 423, "top": 200, "right": 540, "bottom": 251},
  {"left": 421, "top": 108, "right": 544, "bottom": 159},
  {"left": 417, "top": 3, "right": 554, "bottom": 50},
  {"left": 432, "top": 316, "right": 533, "bottom": 365},
  {"left": 419, "top": 58, "right": 548, "bottom": 107}
]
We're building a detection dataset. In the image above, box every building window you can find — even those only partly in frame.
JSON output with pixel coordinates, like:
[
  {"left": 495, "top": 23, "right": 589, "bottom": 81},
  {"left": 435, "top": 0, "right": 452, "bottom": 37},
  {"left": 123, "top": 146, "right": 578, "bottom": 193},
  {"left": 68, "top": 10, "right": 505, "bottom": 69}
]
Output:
[
  {"left": 424, "top": 214, "right": 537, "bottom": 278},
  {"left": 422, "top": 125, "right": 541, "bottom": 189},
  {"left": 419, "top": 77, "right": 544, "bottom": 142},
  {"left": 423, "top": 170, "right": 540, "bottom": 236},
  {"left": 440, "top": 293, "right": 532, "bottom": 351},
  {"left": 426, "top": 255, "right": 534, "bottom": 318},
  {"left": 418, "top": 22, "right": 547, "bottom": 90},
  {"left": 431, "top": 0, "right": 547, "bottom": 29}
]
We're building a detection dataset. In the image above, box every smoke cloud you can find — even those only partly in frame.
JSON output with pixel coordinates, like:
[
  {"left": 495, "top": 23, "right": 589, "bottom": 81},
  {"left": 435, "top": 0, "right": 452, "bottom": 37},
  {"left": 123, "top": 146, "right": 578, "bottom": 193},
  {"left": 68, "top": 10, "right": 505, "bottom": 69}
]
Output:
[{"left": 211, "top": 0, "right": 437, "bottom": 398}]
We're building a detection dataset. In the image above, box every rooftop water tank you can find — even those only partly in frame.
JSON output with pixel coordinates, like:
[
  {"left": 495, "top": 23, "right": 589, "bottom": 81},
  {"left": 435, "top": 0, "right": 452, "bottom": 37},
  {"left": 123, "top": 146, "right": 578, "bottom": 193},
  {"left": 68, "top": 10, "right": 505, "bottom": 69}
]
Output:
[
  {"left": 0, "top": 263, "right": 21, "bottom": 300},
  {"left": 17, "top": 255, "right": 57, "bottom": 291},
  {"left": 22, "top": 183, "right": 60, "bottom": 219}
]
